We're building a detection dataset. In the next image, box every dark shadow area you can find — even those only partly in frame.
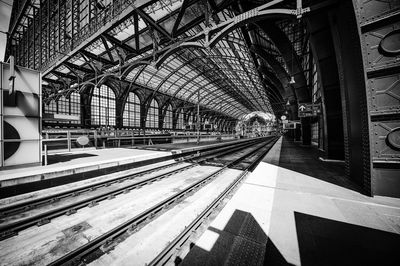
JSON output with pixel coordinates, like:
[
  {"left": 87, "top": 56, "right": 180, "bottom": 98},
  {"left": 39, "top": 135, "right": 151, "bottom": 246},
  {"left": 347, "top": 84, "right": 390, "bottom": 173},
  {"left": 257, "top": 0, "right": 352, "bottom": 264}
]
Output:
[
  {"left": 295, "top": 212, "right": 400, "bottom": 266},
  {"left": 181, "top": 210, "right": 292, "bottom": 266},
  {"left": 45, "top": 153, "right": 98, "bottom": 165},
  {"left": 265, "top": 136, "right": 363, "bottom": 194}
]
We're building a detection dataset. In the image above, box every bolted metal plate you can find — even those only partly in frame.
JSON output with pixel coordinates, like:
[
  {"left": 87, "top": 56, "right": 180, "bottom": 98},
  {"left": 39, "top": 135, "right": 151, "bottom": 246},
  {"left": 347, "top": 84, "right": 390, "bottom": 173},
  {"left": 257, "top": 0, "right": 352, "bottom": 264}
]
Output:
[
  {"left": 360, "top": 0, "right": 400, "bottom": 24},
  {"left": 372, "top": 121, "right": 400, "bottom": 160},
  {"left": 387, "top": 127, "right": 400, "bottom": 150},
  {"left": 359, "top": 0, "right": 400, "bottom": 196},
  {"left": 379, "top": 29, "right": 400, "bottom": 56},
  {"left": 369, "top": 74, "right": 400, "bottom": 115},
  {"left": 365, "top": 23, "right": 400, "bottom": 71}
]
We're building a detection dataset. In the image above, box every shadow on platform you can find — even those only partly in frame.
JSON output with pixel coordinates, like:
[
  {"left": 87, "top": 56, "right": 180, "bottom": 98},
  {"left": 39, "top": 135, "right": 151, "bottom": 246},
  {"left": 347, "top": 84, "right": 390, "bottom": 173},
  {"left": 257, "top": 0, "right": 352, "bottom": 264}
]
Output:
[
  {"left": 295, "top": 212, "right": 400, "bottom": 266},
  {"left": 181, "top": 209, "right": 400, "bottom": 266},
  {"left": 46, "top": 153, "right": 98, "bottom": 165},
  {"left": 181, "top": 209, "right": 292, "bottom": 266},
  {"left": 269, "top": 137, "right": 363, "bottom": 194}
]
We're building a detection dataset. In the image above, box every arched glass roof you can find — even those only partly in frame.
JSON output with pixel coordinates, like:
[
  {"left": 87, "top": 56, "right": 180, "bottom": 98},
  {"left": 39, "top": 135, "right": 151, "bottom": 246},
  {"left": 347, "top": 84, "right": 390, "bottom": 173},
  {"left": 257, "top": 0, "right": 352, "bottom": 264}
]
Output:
[{"left": 12, "top": 0, "right": 287, "bottom": 121}]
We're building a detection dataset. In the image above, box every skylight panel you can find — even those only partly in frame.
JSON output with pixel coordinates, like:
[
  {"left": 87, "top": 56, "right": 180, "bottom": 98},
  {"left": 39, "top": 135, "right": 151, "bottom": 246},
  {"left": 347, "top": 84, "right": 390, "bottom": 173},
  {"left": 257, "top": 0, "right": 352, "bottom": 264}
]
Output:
[{"left": 144, "top": 0, "right": 183, "bottom": 22}]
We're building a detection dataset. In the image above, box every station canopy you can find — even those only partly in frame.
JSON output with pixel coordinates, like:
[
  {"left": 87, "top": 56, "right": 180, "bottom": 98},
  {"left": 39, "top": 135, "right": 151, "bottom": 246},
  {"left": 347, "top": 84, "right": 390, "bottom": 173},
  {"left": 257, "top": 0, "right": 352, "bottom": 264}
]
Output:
[{"left": 28, "top": 0, "right": 280, "bottom": 119}]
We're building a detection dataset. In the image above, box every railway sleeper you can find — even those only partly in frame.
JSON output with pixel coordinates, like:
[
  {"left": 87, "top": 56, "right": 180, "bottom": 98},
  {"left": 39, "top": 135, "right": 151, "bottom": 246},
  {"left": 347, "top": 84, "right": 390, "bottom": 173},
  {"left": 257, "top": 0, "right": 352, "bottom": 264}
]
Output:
[
  {"left": 103, "top": 238, "right": 115, "bottom": 249},
  {"left": 88, "top": 201, "right": 98, "bottom": 208},
  {"left": 0, "top": 229, "right": 17, "bottom": 241},
  {"left": 37, "top": 218, "right": 51, "bottom": 226},
  {"left": 66, "top": 209, "right": 77, "bottom": 216},
  {"left": 48, "top": 197, "right": 60, "bottom": 204},
  {"left": 107, "top": 194, "right": 115, "bottom": 200},
  {"left": 127, "top": 223, "right": 138, "bottom": 233}
]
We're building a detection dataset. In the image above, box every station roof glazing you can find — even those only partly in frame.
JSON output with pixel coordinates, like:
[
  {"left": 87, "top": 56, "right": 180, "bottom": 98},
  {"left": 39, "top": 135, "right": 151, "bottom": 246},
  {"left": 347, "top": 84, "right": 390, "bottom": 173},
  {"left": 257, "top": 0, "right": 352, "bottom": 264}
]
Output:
[{"left": 8, "top": 0, "right": 279, "bottom": 120}]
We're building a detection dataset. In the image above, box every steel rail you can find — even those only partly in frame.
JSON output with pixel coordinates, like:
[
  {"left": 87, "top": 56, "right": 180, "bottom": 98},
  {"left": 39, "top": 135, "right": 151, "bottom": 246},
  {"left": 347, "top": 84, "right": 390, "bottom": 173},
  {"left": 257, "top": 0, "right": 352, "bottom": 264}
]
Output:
[
  {"left": 0, "top": 161, "right": 183, "bottom": 217},
  {"left": 0, "top": 137, "right": 263, "bottom": 217},
  {"left": 149, "top": 137, "right": 279, "bottom": 265},
  {"left": 0, "top": 137, "right": 269, "bottom": 241},
  {"left": 47, "top": 138, "right": 276, "bottom": 266},
  {"left": 0, "top": 164, "right": 195, "bottom": 241}
]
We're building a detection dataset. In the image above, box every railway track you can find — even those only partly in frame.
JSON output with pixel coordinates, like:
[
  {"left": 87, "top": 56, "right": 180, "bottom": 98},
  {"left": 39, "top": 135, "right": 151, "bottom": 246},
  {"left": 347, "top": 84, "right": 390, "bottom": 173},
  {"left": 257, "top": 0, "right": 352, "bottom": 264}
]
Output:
[
  {"left": 47, "top": 137, "right": 278, "bottom": 266},
  {"left": 149, "top": 137, "right": 278, "bottom": 265},
  {"left": 0, "top": 137, "right": 270, "bottom": 241}
]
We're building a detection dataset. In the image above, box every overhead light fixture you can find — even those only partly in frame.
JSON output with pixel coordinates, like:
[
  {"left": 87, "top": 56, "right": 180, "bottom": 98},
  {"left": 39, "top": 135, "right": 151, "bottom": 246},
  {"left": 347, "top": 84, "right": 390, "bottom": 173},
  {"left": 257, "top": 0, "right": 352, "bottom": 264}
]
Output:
[
  {"left": 286, "top": 99, "right": 290, "bottom": 106},
  {"left": 289, "top": 76, "right": 295, "bottom": 84}
]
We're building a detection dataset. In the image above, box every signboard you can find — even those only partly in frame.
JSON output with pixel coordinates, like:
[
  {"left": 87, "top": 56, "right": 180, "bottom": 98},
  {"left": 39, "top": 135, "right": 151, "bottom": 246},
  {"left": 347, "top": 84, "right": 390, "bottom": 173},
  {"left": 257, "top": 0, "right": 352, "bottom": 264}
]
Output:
[
  {"left": 298, "top": 103, "right": 321, "bottom": 117},
  {"left": 283, "top": 122, "right": 297, "bottom": 129}
]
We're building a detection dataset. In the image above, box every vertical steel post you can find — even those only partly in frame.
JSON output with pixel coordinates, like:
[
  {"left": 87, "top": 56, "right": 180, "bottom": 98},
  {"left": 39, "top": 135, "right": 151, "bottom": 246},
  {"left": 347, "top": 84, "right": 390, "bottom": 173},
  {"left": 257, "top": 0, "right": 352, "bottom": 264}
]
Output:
[
  {"left": 197, "top": 89, "right": 200, "bottom": 144},
  {"left": 67, "top": 131, "right": 71, "bottom": 151},
  {"left": 44, "top": 144, "right": 48, "bottom": 166}
]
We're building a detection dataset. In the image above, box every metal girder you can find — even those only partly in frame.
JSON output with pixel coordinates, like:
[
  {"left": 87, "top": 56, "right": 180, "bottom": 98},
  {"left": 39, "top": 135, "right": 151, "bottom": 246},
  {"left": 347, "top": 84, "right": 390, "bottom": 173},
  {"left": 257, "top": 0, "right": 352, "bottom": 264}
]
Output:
[
  {"left": 100, "top": 35, "right": 114, "bottom": 61},
  {"left": 103, "top": 33, "right": 137, "bottom": 55},
  {"left": 52, "top": 70, "right": 78, "bottom": 81},
  {"left": 63, "top": 62, "right": 94, "bottom": 74},
  {"left": 251, "top": 45, "right": 294, "bottom": 100},
  {"left": 80, "top": 49, "right": 115, "bottom": 66},
  {"left": 135, "top": 8, "right": 172, "bottom": 41},
  {"left": 255, "top": 21, "right": 310, "bottom": 103},
  {"left": 172, "top": 0, "right": 193, "bottom": 36}
]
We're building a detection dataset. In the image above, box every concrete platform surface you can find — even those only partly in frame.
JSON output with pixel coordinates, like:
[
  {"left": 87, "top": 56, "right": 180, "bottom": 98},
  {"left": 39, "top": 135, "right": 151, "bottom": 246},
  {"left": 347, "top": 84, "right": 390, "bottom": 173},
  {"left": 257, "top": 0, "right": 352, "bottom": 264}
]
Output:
[
  {"left": 0, "top": 148, "right": 169, "bottom": 187},
  {"left": 0, "top": 137, "right": 247, "bottom": 188},
  {"left": 183, "top": 137, "right": 400, "bottom": 265}
]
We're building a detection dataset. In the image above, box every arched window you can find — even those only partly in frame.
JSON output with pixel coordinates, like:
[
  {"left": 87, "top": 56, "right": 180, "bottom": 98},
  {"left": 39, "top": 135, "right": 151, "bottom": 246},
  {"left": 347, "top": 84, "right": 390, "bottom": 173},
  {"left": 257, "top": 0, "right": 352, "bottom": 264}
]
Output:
[
  {"left": 44, "top": 92, "right": 81, "bottom": 124},
  {"left": 70, "top": 92, "right": 81, "bottom": 123},
  {"left": 187, "top": 112, "right": 193, "bottom": 125},
  {"left": 163, "top": 104, "right": 173, "bottom": 129},
  {"left": 45, "top": 100, "right": 57, "bottom": 116},
  {"left": 91, "top": 85, "right": 116, "bottom": 126},
  {"left": 123, "top": 92, "right": 141, "bottom": 128},
  {"left": 176, "top": 109, "right": 184, "bottom": 130},
  {"left": 146, "top": 99, "right": 159, "bottom": 128}
]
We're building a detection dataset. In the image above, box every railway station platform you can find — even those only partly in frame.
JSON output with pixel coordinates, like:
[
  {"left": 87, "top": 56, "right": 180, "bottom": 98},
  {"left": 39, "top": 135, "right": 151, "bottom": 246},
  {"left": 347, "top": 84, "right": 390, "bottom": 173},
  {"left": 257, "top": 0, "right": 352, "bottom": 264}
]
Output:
[
  {"left": 183, "top": 137, "right": 400, "bottom": 265},
  {"left": 0, "top": 138, "right": 247, "bottom": 197}
]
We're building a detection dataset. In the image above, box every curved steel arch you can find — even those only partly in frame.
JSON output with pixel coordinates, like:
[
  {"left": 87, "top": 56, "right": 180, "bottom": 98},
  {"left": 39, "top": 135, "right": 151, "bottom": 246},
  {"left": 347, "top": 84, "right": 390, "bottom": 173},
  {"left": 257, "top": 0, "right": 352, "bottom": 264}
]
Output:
[
  {"left": 208, "top": 9, "right": 297, "bottom": 48},
  {"left": 157, "top": 75, "right": 249, "bottom": 119},
  {"left": 261, "top": 78, "right": 285, "bottom": 104},
  {"left": 121, "top": 60, "right": 152, "bottom": 80},
  {"left": 154, "top": 55, "right": 258, "bottom": 98},
  {"left": 183, "top": 85, "right": 265, "bottom": 116},
  {"left": 201, "top": 95, "right": 250, "bottom": 117},
  {"left": 161, "top": 69, "right": 256, "bottom": 113},
  {"left": 78, "top": 82, "right": 96, "bottom": 94},
  {"left": 176, "top": 85, "right": 246, "bottom": 117},
  {"left": 155, "top": 42, "right": 206, "bottom": 68}
]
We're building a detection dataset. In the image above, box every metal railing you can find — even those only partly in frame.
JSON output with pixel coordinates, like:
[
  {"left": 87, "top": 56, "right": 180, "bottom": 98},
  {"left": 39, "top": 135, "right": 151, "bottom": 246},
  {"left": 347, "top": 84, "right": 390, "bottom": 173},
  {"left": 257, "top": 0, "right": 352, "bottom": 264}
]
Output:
[{"left": 41, "top": 129, "right": 238, "bottom": 162}]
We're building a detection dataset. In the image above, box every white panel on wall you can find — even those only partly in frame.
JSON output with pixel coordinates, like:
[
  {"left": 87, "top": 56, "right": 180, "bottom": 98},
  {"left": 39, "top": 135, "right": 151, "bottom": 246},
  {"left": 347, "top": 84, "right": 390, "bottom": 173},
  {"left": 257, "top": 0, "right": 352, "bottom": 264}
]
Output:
[{"left": 1, "top": 62, "right": 42, "bottom": 168}]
